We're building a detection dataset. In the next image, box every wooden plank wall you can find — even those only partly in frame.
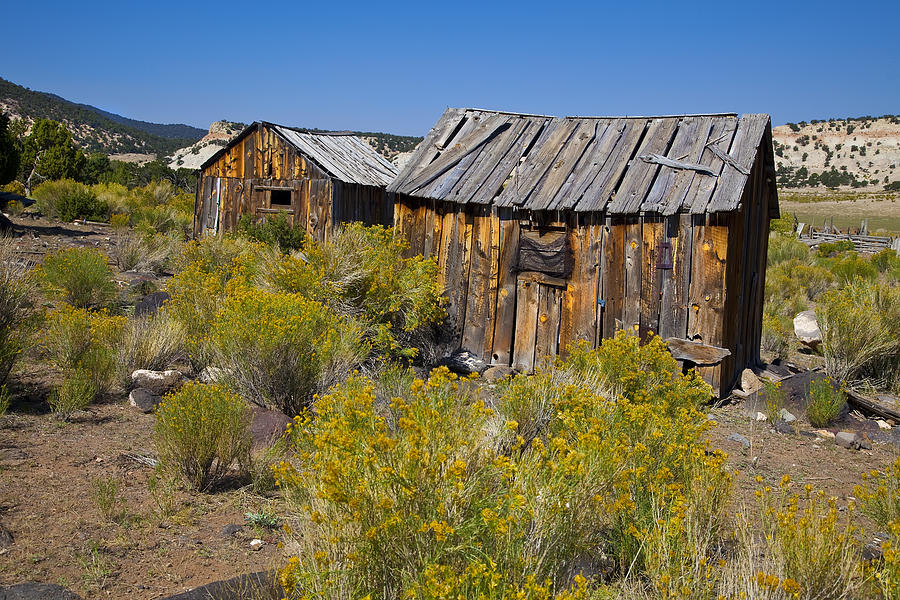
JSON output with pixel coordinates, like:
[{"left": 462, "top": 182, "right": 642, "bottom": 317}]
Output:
[
  {"left": 395, "top": 184, "right": 771, "bottom": 396},
  {"left": 196, "top": 124, "right": 393, "bottom": 241}
]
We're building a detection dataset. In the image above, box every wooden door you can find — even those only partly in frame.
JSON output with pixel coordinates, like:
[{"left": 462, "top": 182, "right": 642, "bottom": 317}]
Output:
[
  {"left": 511, "top": 278, "right": 563, "bottom": 372},
  {"left": 199, "top": 176, "right": 221, "bottom": 235}
]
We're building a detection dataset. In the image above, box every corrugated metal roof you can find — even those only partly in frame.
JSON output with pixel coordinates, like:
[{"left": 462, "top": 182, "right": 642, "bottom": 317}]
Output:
[
  {"left": 388, "top": 108, "right": 773, "bottom": 214},
  {"left": 272, "top": 125, "right": 398, "bottom": 187}
]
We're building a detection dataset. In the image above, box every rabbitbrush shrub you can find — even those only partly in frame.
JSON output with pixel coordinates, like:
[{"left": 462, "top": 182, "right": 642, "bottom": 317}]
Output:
[
  {"left": 268, "top": 223, "right": 444, "bottom": 356},
  {"left": 817, "top": 279, "right": 900, "bottom": 384},
  {"left": 36, "top": 247, "right": 116, "bottom": 309},
  {"left": 49, "top": 367, "right": 98, "bottom": 420},
  {"left": 42, "top": 304, "right": 125, "bottom": 392},
  {"left": 154, "top": 382, "right": 251, "bottom": 491},
  {"left": 0, "top": 235, "right": 36, "bottom": 386},
  {"left": 857, "top": 459, "right": 900, "bottom": 599},
  {"left": 274, "top": 332, "right": 729, "bottom": 599},
  {"left": 208, "top": 287, "right": 367, "bottom": 415},
  {"left": 32, "top": 179, "right": 109, "bottom": 222},
  {"left": 805, "top": 377, "right": 845, "bottom": 427}
]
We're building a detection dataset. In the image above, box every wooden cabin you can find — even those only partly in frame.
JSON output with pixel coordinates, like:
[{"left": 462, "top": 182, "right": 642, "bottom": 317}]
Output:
[
  {"left": 194, "top": 122, "right": 397, "bottom": 241},
  {"left": 387, "top": 108, "right": 779, "bottom": 396}
]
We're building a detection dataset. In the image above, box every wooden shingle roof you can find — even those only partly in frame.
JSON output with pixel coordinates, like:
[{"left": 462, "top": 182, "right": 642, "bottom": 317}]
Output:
[{"left": 388, "top": 108, "right": 774, "bottom": 214}]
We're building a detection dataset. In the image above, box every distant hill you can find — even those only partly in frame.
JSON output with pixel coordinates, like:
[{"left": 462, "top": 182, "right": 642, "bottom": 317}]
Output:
[
  {"left": 0, "top": 77, "right": 204, "bottom": 156},
  {"left": 772, "top": 115, "right": 900, "bottom": 190}
]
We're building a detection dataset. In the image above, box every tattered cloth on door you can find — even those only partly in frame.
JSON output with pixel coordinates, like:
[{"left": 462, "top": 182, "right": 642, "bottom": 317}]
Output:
[{"left": 516, "top": 230, "right": 573, "bottom": 279}]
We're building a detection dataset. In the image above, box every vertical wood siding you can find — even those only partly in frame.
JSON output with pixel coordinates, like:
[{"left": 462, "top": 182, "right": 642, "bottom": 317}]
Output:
[
  {"left": 195, "top": 124, "right": 393, "bottom": 240},
  {"left": 395, "top": 136, "right": 772, "bottom": 396}
]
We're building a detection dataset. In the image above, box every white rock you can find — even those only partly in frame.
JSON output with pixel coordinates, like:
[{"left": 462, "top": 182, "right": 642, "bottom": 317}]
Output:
[
  {"left": 779, "top": 408, "right": 797, "bottom": 423},
  {"left": 815, "top": 429, "right": 836, "bottom": 439},
  {"left": 755, "top": 411, "right": 768, "bottom": 422},
  {"left": 877, "top": 419, "right": 892, "bottom": 430},
  {"left": 793, "top": 310, "right": 823, "bottom": 347},
  {"left": 249, "top": 538, "right": 264, "bottom": 551},
  {"left": 199, "top": 366, "right": 228, "bottom": 384},
  {"left": 131, "top": 369, "right": 184, "bottom": 394},
  {"left": 741, "top": 368, "right": 762, "bottom": 394}
]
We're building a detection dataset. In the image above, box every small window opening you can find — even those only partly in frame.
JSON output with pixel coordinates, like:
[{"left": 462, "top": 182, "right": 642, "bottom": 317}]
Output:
[{"left": 270, "top": 189, "right": 292, "bottom": 206}]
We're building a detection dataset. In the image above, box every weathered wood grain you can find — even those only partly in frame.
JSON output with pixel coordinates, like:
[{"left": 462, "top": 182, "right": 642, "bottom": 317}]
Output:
[
  {"left": 512, "top": 279, "right": 539, "bottom": 372},
  {"left": 490, "top": 214, "right": 520, "bottom": 365}
]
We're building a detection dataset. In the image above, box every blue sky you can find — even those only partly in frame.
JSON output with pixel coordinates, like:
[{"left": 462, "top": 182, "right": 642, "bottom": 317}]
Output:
[{"left": 4, "top": 0, "right": 898, "bottom": 136}]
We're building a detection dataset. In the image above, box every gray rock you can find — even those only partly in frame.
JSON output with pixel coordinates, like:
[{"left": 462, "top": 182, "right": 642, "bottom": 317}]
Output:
[
  {"left": 250, "top": 406, "right": 292, "bottom": 448},
  {"left": 0, "top": 583, "right": 83, "bottom": 600},
  {"left": 727, "top": 433, "right": 751, "bottom": 449},
  {"left": 221, "top": 523, "right": 243, "bottom": 538},
  {"left": 482, "top": 365, "right": 517, "bottom": 382},
  {"left": 159, "top": 571, "right": 279, "bottom": 600},
  {"left": 135, "top": 291, "right": 171, "bottom": 317},
  {"left": 779, "top": 408, "right": 797, "bottom": 423},
  {"left": 859, "top": 437, "right": 873, "bottom": 450},
  {"left": 128, "top": 388, "right": 162, "bottom": 413},
  {"left": 131, "top": 369, "right": 184, "bottom": 395},
  {"left": 793, "top": 310, "right": 823, "bottom": 348},
  {"left": 835, "top": 431, "right": 858, "bottom": 449},
  {"left": 775, "top": 421, "right": 795, "bottom": 435}
]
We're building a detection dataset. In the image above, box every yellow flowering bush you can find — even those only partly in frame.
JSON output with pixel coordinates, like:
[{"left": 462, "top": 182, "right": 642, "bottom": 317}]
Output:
[
  {"left": 35, "top": 247, "right": 116, "bottom": 309},
  {"left": 49, "top": 367, "right": 98, "bottom": 420},
  {"left": 269, "top": 223, "right": 444, "bottom": 356},
  {"left": 0, "top": 235, "right": 36, "bottom": 386},
  {"left": 805, "top": 377, "right": 845, "bottom": 428},
  {"left": 154, "top": 382, "right": 251, "bottom": 491},
  {"left": 275, "top": 333, "right": 731, "bottom": 599},
  {"left": 42, "top": 304, "right": 125, "bottom": 391},
  {"left": 858, "top": 461, "right": 900, "bottom": 600},
  {"left": 755, "top": 476, "right": 862, "bottom": 599},
  {"left": 208, "top": 287, "right": 367, "bottom": 415},
  {"left": 165, "top": 236, "right": 270, "bottom": 367}
]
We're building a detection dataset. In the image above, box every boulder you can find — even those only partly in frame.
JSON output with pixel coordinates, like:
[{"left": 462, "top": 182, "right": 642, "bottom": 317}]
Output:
[
  {"left": 482, "top": 365, "right": 517, "bottom": 382},
  {"left": 727, "top": 433, "right": 750, "bottom": 449},
  {"left": 250, "top": 407, "right": 292, "bottom": 448},
  {"left": 135, "top": 291, "right": 171, "bottom": 317},
  {"left": 793, "top": 310, "right": 823, "bottom": 348},
  {"left": 741, "top": 368, "right": 762, "bottom": 394},
  {"left": 131, "top": 369, "right": 184, "bottom": 395},
  {"left": 158, "top": 571, "right": 280, "bottom": 600},
  {"left": 129, "top": 388, "right": 162, "bottom": 413},
  {"left": 774, "top": 421, "right": 795, "bottom": 435},
  {"left": 835, "top": 431, "right": 859, "bottom": 449},
  {"left": 0, "top": 583, "right": 83, "bottom": 600}
]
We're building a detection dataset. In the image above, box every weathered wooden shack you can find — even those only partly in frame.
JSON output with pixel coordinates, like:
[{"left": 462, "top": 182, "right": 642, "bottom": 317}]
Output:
[
  {"left": 387, "top": 108, "right": 779, "bottom": 396},
  {"left": 194, "top": 121, "right": 397, "bottom": 241}
]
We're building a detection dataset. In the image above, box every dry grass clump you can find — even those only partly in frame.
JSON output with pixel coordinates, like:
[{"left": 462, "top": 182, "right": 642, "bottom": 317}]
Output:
[
  {"left": 118, "top": 310, "right": 185, "bottom": 380},
  {"left": 111, "top": 230, "right": 180, "bottom": 274},
  {"left": 154, "top": 382, "right": 251, "bottom": 491}
]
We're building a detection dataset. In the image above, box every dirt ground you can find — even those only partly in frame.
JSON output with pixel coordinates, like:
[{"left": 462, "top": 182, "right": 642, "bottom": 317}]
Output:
[{"left": 0, "top": 213, "right": 898, "bottom": 598}]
